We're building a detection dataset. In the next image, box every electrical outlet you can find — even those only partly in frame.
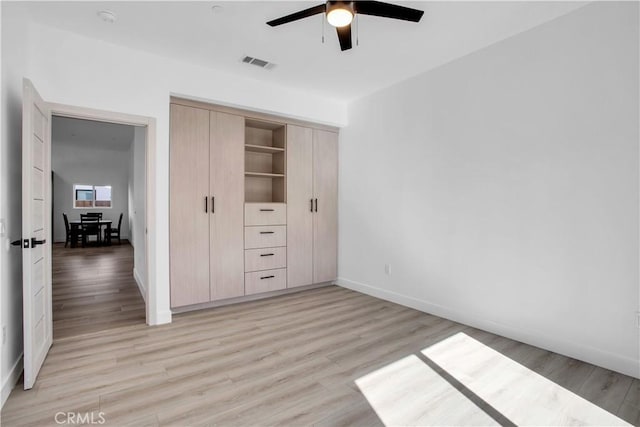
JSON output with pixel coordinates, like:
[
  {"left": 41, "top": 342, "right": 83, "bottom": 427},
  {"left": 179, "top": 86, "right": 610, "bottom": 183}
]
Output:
[{"left": 385, "top": 264, "right": 391, "bottom": 275}]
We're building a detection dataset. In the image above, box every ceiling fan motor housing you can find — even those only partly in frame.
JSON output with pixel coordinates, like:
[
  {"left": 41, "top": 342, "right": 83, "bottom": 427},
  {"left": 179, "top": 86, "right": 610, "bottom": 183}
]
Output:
[{"left": 327, "top": 1, "right": 355, "bottom": 14}]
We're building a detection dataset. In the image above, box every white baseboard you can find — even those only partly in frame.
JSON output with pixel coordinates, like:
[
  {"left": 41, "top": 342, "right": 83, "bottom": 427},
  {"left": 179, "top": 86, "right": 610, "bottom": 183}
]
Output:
[
  {"left": 336, "top": 277, "right": 640, "bottom": 379},
  {"left": 1, "top": 354, "right": 23, "bottom": 408},
  {"left": 133, "top": 267, "right": 146, "bottom": 302}
]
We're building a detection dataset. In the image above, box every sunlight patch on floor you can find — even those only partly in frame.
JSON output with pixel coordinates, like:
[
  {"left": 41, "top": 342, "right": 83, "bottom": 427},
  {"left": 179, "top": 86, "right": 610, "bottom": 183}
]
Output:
[
  {"left": 356, "top": 332, "right": 631, "bottom": 426},
  {"left": 355, "top": 354, "right": 499, "bottom": 426},
  {"left": 422, "top": 332, "right": 630, "bottom": 426}
]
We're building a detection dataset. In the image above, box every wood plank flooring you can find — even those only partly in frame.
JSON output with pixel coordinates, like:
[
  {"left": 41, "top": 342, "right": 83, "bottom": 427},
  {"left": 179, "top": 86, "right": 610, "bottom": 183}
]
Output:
[
  {"left": 52, "top": 242, "right": 145, "bottom": 339},
  {"left": 3, "top": 285, "right": 638, "bottom": 426}
]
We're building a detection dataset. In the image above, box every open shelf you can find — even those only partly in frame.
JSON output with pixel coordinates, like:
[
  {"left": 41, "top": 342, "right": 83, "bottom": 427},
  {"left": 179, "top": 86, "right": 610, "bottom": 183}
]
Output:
[
  {"left": 245, "top": 119, "right": 286, "bottom": 203},
  {"left": 245, "top": 175, "right": 285, "bottom": 203},
  {"left": 245, "top": 144, "right": 285, "bottom": 154}
]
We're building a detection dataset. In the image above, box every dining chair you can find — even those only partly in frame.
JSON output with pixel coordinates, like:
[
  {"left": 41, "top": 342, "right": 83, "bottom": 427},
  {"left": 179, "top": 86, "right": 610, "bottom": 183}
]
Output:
[
  {"left": 86, "top": 212, "right": 103, "bottom": 219},
  {"left": 104, "top": 213, "right": 123, "bottom": 245},
  {"left": 80, "top": 214, "right": 101, "bottom": 247},
  {"left": 63, "top": 213, "right": 83, "bottom": 248}
]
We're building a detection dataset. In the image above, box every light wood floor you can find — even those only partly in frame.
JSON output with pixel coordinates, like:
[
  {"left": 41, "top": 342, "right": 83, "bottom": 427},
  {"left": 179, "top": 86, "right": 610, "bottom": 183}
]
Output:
[
  {"left": 52, "top": 242, "right": 145, "bottom": 339},
  {"left": 3, "top": 286, "right": 638, "bottom": 426}
]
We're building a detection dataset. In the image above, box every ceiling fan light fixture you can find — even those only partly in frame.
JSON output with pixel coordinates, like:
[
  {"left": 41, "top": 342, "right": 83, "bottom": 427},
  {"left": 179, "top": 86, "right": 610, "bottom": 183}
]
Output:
[{"left": 326, "top": 2, "right": 353, "bottom": 27}]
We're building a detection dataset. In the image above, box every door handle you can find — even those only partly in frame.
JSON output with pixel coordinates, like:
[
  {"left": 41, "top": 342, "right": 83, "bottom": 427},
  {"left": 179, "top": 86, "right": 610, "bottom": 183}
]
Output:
[{"left": 30, "top": 238, "right": 46, "bottom": 248}]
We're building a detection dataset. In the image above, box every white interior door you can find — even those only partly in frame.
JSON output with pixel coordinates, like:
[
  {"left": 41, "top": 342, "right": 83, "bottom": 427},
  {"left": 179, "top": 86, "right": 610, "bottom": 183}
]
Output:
[{"left": 22, "top": 78, "right": 52, "bottom": 390}]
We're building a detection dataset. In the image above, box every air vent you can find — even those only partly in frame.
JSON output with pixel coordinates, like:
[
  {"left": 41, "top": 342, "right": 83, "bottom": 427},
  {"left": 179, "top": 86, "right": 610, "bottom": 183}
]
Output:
[{"left": 241, "top": 55, "right": 276, "bottom": 70}]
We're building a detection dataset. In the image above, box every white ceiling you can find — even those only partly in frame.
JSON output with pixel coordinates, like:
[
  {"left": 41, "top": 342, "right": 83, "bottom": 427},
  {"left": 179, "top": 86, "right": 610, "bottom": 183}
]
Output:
[
  {"left": 52, "top": 116, "right": 136, "bottom": 151},
  {"left": 21, "top": 1, "right": 586, "bottom": 101}
]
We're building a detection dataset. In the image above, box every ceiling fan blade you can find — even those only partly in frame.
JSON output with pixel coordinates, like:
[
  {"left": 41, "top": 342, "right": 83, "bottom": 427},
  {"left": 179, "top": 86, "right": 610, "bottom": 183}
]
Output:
[
  {"left": 336, "top": 24, "right": 352, "bottom": 51},
  {"left": 355, "top": 1, "right": 424, "bottom": 22},
  {"left": 267, "top": 4, "right": 326, "bottom": 27}
]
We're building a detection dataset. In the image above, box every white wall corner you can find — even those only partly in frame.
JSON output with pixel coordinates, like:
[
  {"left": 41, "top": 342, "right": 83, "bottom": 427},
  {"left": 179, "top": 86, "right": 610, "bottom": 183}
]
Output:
[
  {"left": 1, "top": 354, "right": 23, "bottom": 409},
  {"left": 133, "top": 268, "right": 146, "bottom": 303},
  {"left": 336, "top": 278, "right": 640, "bottom": 380}
]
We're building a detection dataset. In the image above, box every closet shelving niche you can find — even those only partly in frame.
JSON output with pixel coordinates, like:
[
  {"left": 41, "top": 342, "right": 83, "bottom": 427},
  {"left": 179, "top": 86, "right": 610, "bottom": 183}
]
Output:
[{"left": 245, "top": 119, "right": 286, "bottom": 203}]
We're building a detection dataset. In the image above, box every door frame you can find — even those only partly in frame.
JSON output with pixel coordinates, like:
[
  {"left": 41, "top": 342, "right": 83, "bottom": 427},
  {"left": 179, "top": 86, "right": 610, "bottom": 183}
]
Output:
[{"left": 48, "top": 102, "right": 158, "bottom": 325}]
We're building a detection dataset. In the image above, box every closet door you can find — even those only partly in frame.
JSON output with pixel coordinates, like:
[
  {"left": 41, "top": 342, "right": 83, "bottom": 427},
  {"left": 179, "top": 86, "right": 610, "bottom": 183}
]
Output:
[
  {"left": 170, "top": 104, "right": 210, "bottom": 307},
  {"left": 210, "top": 112, "right": 245, "bottom": 300},
  {"left": 313, "top": 130, "right": 338, "bottom": 284},
  {"left": 286, "top": 125, "right": 313, "bottom": 288}
]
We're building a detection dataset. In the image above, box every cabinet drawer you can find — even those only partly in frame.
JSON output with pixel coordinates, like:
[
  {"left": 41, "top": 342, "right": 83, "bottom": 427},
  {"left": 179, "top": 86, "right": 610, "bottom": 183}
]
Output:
[
  {"left": 245, "top": 268, "right": 287, "bottom": 295},
  {"left": 245, "top": 247, "right": 286, "bottom": 272},
  {"left": 245, "top": 203, "right": 286, "bottom": 226},
  {"left": 245, "top": 226, "right": 286, "bottom": 249}
]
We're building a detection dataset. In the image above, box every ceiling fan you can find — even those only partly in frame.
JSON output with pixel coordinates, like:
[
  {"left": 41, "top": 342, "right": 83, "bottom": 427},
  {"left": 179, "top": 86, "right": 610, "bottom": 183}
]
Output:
[{"left": 267, "top": 1, "right": 424, "bottom": 51}]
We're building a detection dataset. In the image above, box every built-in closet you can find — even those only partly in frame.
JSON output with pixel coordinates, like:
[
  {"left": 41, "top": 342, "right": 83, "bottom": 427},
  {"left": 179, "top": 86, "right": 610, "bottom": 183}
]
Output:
[{"left": 169, "top": 99, "right": 338, "bottom": 310}]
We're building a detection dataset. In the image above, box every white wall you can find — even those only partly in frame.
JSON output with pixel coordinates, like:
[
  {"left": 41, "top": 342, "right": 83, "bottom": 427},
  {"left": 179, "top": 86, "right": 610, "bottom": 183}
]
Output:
[
  {"left": 0, "top": 5, "right": 29, "bottom": 405},
  {"left": 338, "top": 2, "right": 639, "bottom": 378},
  {"left": 129, "top": 126, "right": 146, "bottom": 294},
  {"left": 52, "top": 136, "right": 131, "bottom": 243}
]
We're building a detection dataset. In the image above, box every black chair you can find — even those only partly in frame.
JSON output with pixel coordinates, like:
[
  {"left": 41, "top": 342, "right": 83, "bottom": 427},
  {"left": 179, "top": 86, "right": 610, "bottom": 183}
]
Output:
[
  {"left": 80, "top": 214, "right": 101, "bottom": 247},
  {"left": 63, "top": 213, "right": 83, "bottom": 248},
  {"left": 86, "top": 212, "right": 103, "bottom": 219},
  {"left": 105, "top": 213, "right": 123, "bottom": 245}
]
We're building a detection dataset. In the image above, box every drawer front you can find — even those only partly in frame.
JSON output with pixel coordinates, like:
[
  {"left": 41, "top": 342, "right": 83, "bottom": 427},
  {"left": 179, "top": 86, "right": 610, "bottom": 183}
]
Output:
[
  {"left": 245, "top": 226, "right": 286, "bottom": 249},
  {"left": 245, "top": 203, "right": 286, "bottom": 226},
  {"left": 245, "top": 247, "right": 287, "bottom": 272},
  {"left": 245, "top": 268, "right": 287, "bottom": 295}
]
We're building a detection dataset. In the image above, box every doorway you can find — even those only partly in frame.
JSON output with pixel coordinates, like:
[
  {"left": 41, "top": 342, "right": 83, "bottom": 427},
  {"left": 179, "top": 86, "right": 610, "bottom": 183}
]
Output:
[
  {"left": 19, "top": 80, "right": 157, "bottom": 389},
  {"left": 50, "top": 116, "right": 146, "bottom": 338}
]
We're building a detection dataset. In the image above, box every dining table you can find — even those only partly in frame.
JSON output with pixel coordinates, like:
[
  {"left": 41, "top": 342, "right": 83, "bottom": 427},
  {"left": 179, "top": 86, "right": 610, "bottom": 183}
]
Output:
[{"left": 68, "top": 220, "right": 112, "bottom": 248}]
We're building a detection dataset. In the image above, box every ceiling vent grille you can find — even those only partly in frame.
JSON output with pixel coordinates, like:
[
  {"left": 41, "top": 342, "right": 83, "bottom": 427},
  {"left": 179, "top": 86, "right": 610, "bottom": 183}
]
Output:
[{"left": 241, "top": 55, "right": 276, "bottom": 70}]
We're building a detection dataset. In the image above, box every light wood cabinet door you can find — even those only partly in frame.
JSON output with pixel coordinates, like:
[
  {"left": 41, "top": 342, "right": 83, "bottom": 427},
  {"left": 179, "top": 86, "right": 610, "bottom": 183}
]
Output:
[
  {"left": 210, "top": 112, "right": 246, "bottom": 300},
  {"left": 313, "top": 129, "right": 338, "bottom": 284},
  {"left": 287, "top": 125, "right": 314, "bottom": 288},
  {"left": 170, "top": 104, "right": 210, "bottom": 307}
]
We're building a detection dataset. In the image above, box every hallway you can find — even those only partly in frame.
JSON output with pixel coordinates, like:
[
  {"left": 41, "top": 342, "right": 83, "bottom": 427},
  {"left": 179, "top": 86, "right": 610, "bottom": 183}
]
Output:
[{"left": 52, "top": 242, "right": 145, "bottom": 339}]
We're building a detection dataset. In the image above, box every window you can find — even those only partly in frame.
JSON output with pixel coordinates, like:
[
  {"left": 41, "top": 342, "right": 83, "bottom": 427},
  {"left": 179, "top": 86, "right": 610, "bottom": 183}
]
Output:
[{"left": 73, "top": 184, "right": 112, "bottom": 208}]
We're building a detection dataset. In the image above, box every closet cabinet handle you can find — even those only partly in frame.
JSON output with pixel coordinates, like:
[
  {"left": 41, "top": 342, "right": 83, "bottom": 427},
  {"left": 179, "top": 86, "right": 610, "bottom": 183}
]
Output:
[
  {"left": 205, "top": 197, "right": 208, "bottom": 213},
  {"left": 310, "top": 199, "right": 313, "bottom": 212},
  {"left": 314, "top": 198, "right": 318, "bottom": 212},
  {"left": 260, "top": 275, "right": 275, "bottom": 280},
  {"left": 260, "top": 253, "right": 274, "bottom": 257},
  {"left": 211, "top": 196, "right": 215, "bottom": 214},
  {"left": 259, "top": 231, "right": 274, "bottom": 234},
  {"left": 260, "top": 209, "right": 274, "bottom": 212}
]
